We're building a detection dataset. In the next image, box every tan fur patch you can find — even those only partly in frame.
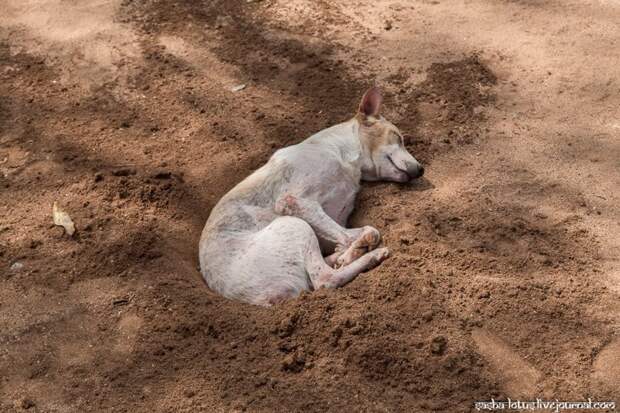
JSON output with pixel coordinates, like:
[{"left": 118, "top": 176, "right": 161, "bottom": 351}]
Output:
[{"left": 356, "top": 115, "right": 402, "bottom": 156}]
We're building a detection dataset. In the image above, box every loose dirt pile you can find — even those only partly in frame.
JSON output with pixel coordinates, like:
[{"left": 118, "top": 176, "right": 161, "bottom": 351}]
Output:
[{"left": 1, "top": 0, "right": 619, "bottom": 412}]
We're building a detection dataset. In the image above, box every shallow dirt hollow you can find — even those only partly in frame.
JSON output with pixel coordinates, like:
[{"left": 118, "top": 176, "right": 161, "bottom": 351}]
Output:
[{"left": 1, "top": 0, "right": 619, "bottom": 412}]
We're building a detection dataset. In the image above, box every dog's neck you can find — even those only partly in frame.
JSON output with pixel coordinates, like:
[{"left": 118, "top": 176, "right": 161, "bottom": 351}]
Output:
[{"left": 306, "top": 118, "right": 371, "bottom": 179}]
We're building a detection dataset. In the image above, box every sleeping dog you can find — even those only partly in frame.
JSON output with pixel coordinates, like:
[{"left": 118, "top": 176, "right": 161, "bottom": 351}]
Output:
[{"left": 199, "top": 88, "right": 424, "bottom": 305}]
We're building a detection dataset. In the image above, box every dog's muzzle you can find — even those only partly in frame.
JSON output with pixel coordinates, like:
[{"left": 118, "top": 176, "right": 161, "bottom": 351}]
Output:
[{"left": 408, "top": 164, "right": 425, "bottom": 180}]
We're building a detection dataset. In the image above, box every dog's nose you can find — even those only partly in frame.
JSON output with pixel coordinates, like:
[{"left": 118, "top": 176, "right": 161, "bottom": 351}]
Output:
[{"left": 409, "top": 165, "right": 424, "bottom": 180}]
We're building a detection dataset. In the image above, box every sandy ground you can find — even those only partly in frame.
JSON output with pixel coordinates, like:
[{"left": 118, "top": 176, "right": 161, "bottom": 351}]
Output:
[{"left": 1, "top": 0, "right": 619, "bottom": 411}]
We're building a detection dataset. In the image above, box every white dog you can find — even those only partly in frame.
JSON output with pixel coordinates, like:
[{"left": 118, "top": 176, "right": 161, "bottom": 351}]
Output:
[{"left": 199, "top": 88, "right": 424, "bottom": 306}]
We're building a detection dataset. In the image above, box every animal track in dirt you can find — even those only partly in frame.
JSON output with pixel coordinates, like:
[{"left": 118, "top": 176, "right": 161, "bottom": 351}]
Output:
[
  {"left": 591, "top": 339, "right": 620, "bottom": 396},
  {"left": 472, "top": 328, "right": 541, "bottom": 398}
]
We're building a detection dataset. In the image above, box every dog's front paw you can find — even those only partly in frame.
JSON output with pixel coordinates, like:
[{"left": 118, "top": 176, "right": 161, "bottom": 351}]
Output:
[{"left": 370, "top": 247, "right": 390, "bottom": 263}]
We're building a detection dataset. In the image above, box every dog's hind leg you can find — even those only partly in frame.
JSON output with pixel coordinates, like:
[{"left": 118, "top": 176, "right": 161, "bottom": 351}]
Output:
[
  {"left": 244, "top": 215, "right": 388, "bottom": 305},
  {"left": 304, "top": 232, "right": 390, "bottom": 289},
  {"left": 334, "top": 226, "right": 381, "bottom": 268},
  {"left": 324, "top": 250, "right": 342, "bottom": 267},
  {"left": 323, "top": 227, "right": 380, "bottom": 268}
]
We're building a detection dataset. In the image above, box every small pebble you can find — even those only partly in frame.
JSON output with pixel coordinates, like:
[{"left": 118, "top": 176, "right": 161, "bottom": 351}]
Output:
[
  {"left": 10, "top": 262, "right": 24, "bottom": 271},
  {"left": 281, "top": 353, "right": 305, "bottom": 373},
  {"left": 230, "top": 84, "right": 246, "bottom": 92}
]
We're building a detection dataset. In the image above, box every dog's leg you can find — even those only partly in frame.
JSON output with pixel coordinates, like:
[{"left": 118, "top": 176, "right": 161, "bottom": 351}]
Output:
[
  {"left": 276, "top": 194, "right": 383, "bottom": 266},
  {"left": 334, "top": 226, "right": 381, "bottom": 268},
  {"left": 324, "top": 250, "right": 342, "bottom": 267},
  {"left": 306, "top": 241, "right": 390, "bottom": 289},
  {"left": 275, "top": 194, "right": 353, "bottom": 247},
  {"left": 323, "top": 226, "right": 381, "bottom": 268}
]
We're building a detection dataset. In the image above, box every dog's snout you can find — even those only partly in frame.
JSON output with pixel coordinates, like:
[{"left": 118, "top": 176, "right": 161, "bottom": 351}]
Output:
[{"left": 408, "top": 164, "right": 424, "bottom": 180}]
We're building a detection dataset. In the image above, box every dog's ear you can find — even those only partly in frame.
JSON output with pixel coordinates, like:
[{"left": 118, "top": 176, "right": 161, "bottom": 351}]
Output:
[{"left": 358, "top": 87, "right": 382, "bottom": 118}]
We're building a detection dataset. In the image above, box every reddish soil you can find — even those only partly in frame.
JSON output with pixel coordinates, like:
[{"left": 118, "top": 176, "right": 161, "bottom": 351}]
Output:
[{"left": 1, "top": 0, "right": 619, "bottom": 412}]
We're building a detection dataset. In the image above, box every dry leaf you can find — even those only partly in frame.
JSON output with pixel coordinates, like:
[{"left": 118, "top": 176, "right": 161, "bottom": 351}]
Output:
[
  {"left": 230, "top": 84, "right": 246, "bottom": 92},
  {"left": 52, "top": 202, "right": 76, "bottom": 236}
]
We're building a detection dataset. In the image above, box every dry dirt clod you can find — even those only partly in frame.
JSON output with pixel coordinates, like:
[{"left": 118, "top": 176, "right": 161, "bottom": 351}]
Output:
[
  {"left": 52, "top": 202, "right": 76, "bottom": 236},
  {"left": 17, "top": 397, "right": 35, "bottom": 410},
  {"left": 151, "top": 170, "right": 172, "bottom": 179},
  {"left": 281, "top": 353, "right": 305, "bottom": 373},
  {"left": 421, "top": 310, "right": 434, "bottom": 322},
  {"left": 399, "top": 234, "right": 414, "bottom": 245},
  {"left": 112, "top": 168, "right": 137, "bottom": 177},
  {"left": 430, "top": 336, "right": 447, "bottom": 355}
]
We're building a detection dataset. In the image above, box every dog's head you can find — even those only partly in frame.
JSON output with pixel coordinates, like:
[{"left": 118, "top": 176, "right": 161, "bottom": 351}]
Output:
[{"left": 356, "top": 87, "right": 424, "bottom": 183}]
